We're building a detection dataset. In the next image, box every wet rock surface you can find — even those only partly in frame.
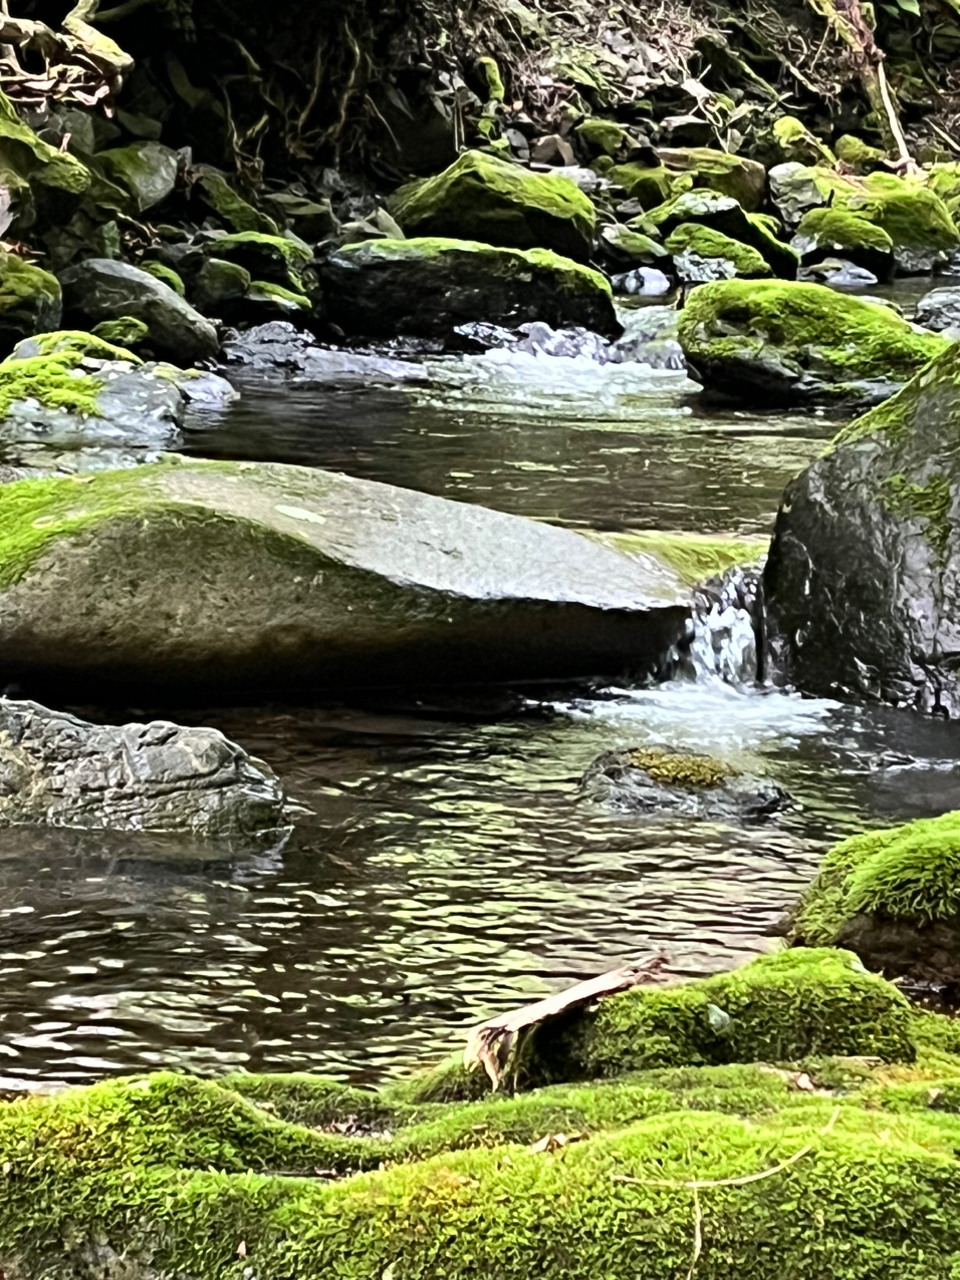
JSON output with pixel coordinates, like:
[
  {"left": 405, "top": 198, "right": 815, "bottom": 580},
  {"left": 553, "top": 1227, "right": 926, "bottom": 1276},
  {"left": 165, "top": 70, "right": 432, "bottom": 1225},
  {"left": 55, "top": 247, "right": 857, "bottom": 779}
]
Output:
[
  {"left": 765, "top": 342, "right": 960, "bottom": 716},
  {"left": 0, "top": 698, "right": 287, "bottom": 837},
  {"left": 579, "top": 745, "right": 789, "bottom": 822}
]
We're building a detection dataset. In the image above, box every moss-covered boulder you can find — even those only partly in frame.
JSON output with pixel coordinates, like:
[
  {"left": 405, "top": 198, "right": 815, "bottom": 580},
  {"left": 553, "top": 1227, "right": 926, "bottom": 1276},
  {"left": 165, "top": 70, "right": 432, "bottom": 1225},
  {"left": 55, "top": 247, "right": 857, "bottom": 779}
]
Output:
[
  {"left": 772, "top": 116, "right": 835, "bottom": 166},
  {"left": 788, "top": 812, "right": 960, "bottom": 981},
  {"left": 59, "top": 258, "right": 219, "bottom": 365},
  {"left": 191, "top": 257, "right": 252, "bottom": 312},
  {"left": 390, "top": 150, "right": 597, "bottom": 261},
  {"left": 96, "top": 141, "right": 179, "bottom": 213},
  {"left": 664, "top": 222, "right": 771, "bottom": 281},
  {"left": 0, "top": 457, "right": 693, "bottom": 696},
  {"left": 679, "top": 279, "right": 947, "bottom": 408},
  {"left": 764, "top": 341, "right": 960, "bottom": 714},
  {"left": 835, "top": 134, "right": 886, "bottom": 174},
  {"left": 11, "top": 1051, "right": 960, "bottom": 1278},
  {"left": 196, "top": 170, "right": 280, "bottom": 235},
  {"left": 0, "top": 250, "right": 61, "bottom": 354},
  {"left": 791, "top": 207, "right": 894, "bottom": 278},
  {"left": 575, "top": 118, "right": 634, "bottom": 160},
  {"left": 599, "top": 223, "right": 669, "bottom": 266},
  {"left": 656, "top": 146, "right": 767, "bottom": 211},
  {"left": 641, "top": 191, "right": 797, "bottom": 278},
  {"left": 579, "top": 745, "right": 787, "bottom": 822},
  {"left": 607, "top": 161, "right": 674, "bottom": 208},
  {"left": 320, "top": 237, "right": 620, "bottom": 339},
  {"left": 201, "top": 230, "right": 314, "bottom": 296}
]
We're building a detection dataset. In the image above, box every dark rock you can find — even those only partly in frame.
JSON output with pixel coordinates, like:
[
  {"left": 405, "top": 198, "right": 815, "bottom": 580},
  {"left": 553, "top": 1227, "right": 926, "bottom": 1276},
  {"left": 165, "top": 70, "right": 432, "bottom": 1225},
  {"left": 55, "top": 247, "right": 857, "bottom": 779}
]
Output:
[
  {"left": 60, "top": 259, "right": 219, "bottom": 365},
  {"left": 579, "top": 745, "right": 788, "bottom": 822},
  {"left": 221, "top": 321, "right": 318, "bottom": 374},
  {"left": 0, "top": 458, "right": 692, "bottom": 697},
  {"left": 915, "top": 285, "right": 960, "bottom": 334},
  {"left": 764, "top": 341, "right": 960, "bottom": 715},
  {"left": 321, "top": 238, "right": 620, "bottom": 340},
  {"left": 0, "top": 698, "right": 286, "bottom": 837},
  {"left": 96, "top": 142, "right": 179, "bottom": 213}
]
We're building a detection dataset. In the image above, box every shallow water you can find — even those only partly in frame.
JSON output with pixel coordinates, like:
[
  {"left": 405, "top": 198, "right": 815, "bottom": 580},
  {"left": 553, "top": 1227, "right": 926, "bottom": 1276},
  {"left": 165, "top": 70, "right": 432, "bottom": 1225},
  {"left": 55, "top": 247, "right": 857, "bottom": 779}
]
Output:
[{"left": 2, "top": 340, "right": 959, "bottom": 1091}]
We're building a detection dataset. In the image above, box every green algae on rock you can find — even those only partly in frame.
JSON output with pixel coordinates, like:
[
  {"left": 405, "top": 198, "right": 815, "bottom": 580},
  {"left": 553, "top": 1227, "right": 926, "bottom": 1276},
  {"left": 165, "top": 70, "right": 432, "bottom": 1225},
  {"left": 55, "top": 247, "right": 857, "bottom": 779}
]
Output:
[
  {"left": 140, "top": 260, "right": 186, "bottom": 297},
  {"left": 664, "top": 222, "right": 772, "bottom": 280},
  {"left": 390, "top": 149, "right": 597, "bottom": 262},
  {"left": 321, "top": 237, "right": 619, "bottom": 339},
  {"left": 607, "top": 161, "right": 674, "bottom": 208},
  {"left": 791, "top": 207, "right": 894, "bottom": 277},
  {"left": 764, "top": 341, "right": 960, "bottom": 716},
  {"left": 0, "top": 457, "right": 691, "bottom": 696},
  {"left": 679, "top": 278, "right": 946, "bottom": 407},
  {"left": 0, "top": 88, "right": 90, "bottom": 207},
  {"left": 656, "top": 146, "right": 767, "bottom": 211},
  {"left": 203, "top": 229, "right": 314, "bottom": 294},
  {"left": 575, "top": 117, "right": 633, "bottom": 159},
  {"left": 196, "top": 170, "right": 280, "bottom": 235},
  {"left": 642, "top": 190, "right": 797, "bottom": 278},
  {"left": 246, "top": 279, "right": 312, "bottom": 314},
  {"left": 92, "top": 315, "right": 150, "bottom": 349},
  {"left": 0, "top": 250, "right": 61, "bottom": 354},
  {"left": 789, "top": 812, "right": 960, "bottom": 982},
  {"left": 588, "top": 530, "right": 767, "bottom": 585}
]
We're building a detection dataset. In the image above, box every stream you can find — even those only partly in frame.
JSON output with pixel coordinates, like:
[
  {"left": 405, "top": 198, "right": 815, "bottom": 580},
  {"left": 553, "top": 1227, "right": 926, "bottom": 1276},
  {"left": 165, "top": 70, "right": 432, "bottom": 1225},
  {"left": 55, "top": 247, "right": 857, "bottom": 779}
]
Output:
[{"left": 2, "top": 315, "right": 959, "bottom": 1091}]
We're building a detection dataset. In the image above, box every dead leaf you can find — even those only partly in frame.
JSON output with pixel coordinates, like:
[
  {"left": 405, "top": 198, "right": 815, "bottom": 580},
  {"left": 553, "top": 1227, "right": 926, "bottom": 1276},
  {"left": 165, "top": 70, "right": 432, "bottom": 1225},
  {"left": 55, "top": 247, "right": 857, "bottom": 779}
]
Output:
[{"left": 236, "top": 1241, "right": 247, "bottom": 1258}]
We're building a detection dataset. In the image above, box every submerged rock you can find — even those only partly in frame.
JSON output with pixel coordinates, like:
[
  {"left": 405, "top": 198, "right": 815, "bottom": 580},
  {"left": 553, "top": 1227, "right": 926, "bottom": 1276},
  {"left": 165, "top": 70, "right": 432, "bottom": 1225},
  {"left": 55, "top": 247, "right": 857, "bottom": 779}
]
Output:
[
  {"left": 787, "top": 811, "right": 960, "bottom": 984},
  {"left": 580, "top": 745, "right": 787, "bottom": 822},
  {"left": 678, "top": 278, "right": 946, "bottom": 407},
  {"left": 0, "top": 457, "right": 691, "bottom": 696},
  {"left": 0, "top": 698, "right": 286, "bottom": 837},
  {"left": 390, "top": 149, "right": 597, "bottom": 262},
  {"left": 59, "top": 258, "right": 219, "bottom": 365},
  {"left": 321, "top": 238, "right": 619, "bottom": 339},
  {"left": 764, "top": 342, "right": 960, "bottom": 715}
]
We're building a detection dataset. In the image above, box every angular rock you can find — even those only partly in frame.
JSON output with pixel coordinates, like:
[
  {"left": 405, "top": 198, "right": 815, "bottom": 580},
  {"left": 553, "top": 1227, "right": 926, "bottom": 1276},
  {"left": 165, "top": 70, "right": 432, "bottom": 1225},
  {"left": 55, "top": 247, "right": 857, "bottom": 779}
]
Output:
[
  {"left": 221, "top": 321, "right": 318, "bottom": 375},
  {"left": 580, "top": 745, "right": 788, "bottom": 822},
  {"left": 611, "top": 266, "right": 672, "bottom": 297},
  {"left": 791, "top": 207, "right": 894, "bottom": 279},
  {"left": 764, "top": 342, "right": 960, "bottom": 714},
  {"left": 0, "top": 698, "right": 286, "bottom": 837},
  {"left": 96, "top": 141, "right": 179, "bottom": 213},
  {"left": 321, "top": 238, "right": 620, "bottom": 339},
  {"left": 390, "top": 150, "right": 597, "bottom": 263},
  {"left": 201, "top": 231, "right": 314, "bottom": 295},
  {"left": 679, "top": 279, "right": 947, "bottom": 407},
  {"left": 0, "top": 249, "right": 61, "bottom": 353},
  {"left": 607, "top": 162, "right": 674, "bottom": 208},
  {"left": 59, "top": 258, "right": 219, "bottom": 365},
  {"left": 196, "top": 170, "right": 280, "bottom": 235},
  {"left": 0, "top": 457, "right": 691, "bottom": 697},
  {"left": 641, "top": 191, "right": 797, "bottom": 278},
  {"left": 915, "top": 285, "right": 960, "bottom": 334},
  {"left": 191, "top": 257, "right": 251, "bottom": 312}
]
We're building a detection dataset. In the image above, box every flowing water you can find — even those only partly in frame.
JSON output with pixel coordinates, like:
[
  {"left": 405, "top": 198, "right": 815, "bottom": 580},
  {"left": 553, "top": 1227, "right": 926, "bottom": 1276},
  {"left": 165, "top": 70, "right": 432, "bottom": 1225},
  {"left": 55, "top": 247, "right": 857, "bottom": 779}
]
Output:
[{"left": 2, "top": 325, "right": 959, "bottom": 1091}]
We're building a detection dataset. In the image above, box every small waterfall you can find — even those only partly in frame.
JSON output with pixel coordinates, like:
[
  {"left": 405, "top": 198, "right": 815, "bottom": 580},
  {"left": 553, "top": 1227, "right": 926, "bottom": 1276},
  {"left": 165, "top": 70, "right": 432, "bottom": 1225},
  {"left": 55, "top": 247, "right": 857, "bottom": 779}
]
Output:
[{"left": 685, "top": 565, "right": 765, "bottom": 687}]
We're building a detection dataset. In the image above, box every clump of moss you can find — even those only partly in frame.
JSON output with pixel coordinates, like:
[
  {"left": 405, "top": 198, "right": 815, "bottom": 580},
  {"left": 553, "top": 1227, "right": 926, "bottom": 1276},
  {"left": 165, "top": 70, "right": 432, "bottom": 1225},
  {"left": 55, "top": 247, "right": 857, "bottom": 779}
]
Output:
[
  {"left": 607, "top": 161, "right": 674, "bottom": 207},
  {"left": 0, "top": 350, "right": 103, "bottom": 421},
  {"left": 247, "top": 279, "right": 311, "bottom": 311},
  {"left": 627, "top": 746, "right": 736, "bottom": 789},
  {"left": 773, "top": 115, "right": 835, "bottom": 165},
  {"left": 14, "top": 328, "right": 140, "bottom": 364},
  {"left": 790, "top": 811, "right": 960, "bottom": 946},
  {"left": 476, "top": 55, "right": 506, "bottom": 102},
  {"left": 880, "top": 473, "right": 953, "bottom": 560},
  {"left": 656, "top": 146, "right": 767, "bottom": 211},
  {"left": 835, "top": 134, "right": 886, "bottom": 173},
  {"left": 836, "top": 173, "right": 960, "bottom": 251},
  {"left": 207, "top": 230, "right": 314, "bottom": 292},
  {"left": 140, "top": 260, "right": 186, "bottom": 296},
  {"left": 389, "top": 149, "right": 597, "bottom": 261},
  {"left": 196, "top": 171, "right": 280, "bottom": 235},
  {"left": 664, "top": 222, "right": 771, "bottom": 276},
  {"left": 589, "top": 530, "right": 766, "bottom": 585},
  {"left": 576, "top": 118, "right": 632, "bottom": 158},
  {"left": 793, "top": 206, "right": 894, "bottom": 255},
  {"left": 832, "top": 340, "right": 960, "bottom": 446}
]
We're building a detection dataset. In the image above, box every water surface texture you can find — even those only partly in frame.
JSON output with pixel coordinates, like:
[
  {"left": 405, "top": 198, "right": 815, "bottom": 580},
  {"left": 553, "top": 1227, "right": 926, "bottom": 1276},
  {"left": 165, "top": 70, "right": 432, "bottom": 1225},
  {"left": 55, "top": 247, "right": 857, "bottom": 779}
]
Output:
[{"left": 2, "top": 345, "right": 958, "bottom": 1090}]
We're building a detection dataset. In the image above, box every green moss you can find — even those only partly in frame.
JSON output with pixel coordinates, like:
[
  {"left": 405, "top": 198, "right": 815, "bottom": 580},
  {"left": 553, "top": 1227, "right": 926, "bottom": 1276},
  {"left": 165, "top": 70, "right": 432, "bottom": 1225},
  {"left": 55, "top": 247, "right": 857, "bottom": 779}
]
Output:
[
  {"left": 879, "top": 473, "right": 952, "bottom": 560},
  {"left": 833, "top": 341, "right": 960, "bottom": 446},
  {"left": 657, "top": 147, "right": 767, "bottom": 210},
  {"left": 842, "top": 173, "right": 960, "bottom": 250},
  {"left": 246, "top": 279, "right": 312, "bottom": 311},
  {"left": 773, "top": 115, "right": 835, "bottom": 165},
  {"left": 835, "top": 134, "right": 886, "bottom": 173},
  {"left": 0, "top": 252, "right": 59, "bottom": 310},
  {"left": 0, "top": 351, "right": 102, "bottom": 422},
  {"left": 575, "top": 118, "right": 632, "bottom": 157},
  {"left": 664, "top": 222, "right": 771, "bottom": 275},
  {"left": 589, "top": 530, "right": 766, "bottom": 584},
  {"left": 140, "top": 260, "right": 186, "bottom": 296},
  {"left": 17, "top": 328, "right": 141, "bottom": 363},
  {"left": 0, "top": 87, "right": 90, "bottom": 195},
  {"left": 209, "top": 231, "right": 313, "bottom": 291},
  {"left": 643, "top": 192, "right": 797, "bottom": 277},
  {"left": 390, "top": 149, "right": 596, "bottom": 260},
  {"left": 601, "top": 224, "right": 668, "bottom": 262},
  {"left": 197, "top": 171, "right": 280, "bottom": 235},
  {"left": 791, "top": 812, "right": 960, "bottom": 945},
  {"left": 92, "top": 316, "right": 150, "bottom": 348},
  {"left": 608, "top": 161, "right": 674, "bottom": 207},
  {"left": 794, "top": 206, "right": 894, "bottom": 253},
  {"left": 679, "top": 279, "right": 947, "bottom": 398},
  {"left": 627, "top": 746, "right": 736, "bottom": 789},
  {"left": 477, "top": 55, "right": 505, "bottom": 102}
]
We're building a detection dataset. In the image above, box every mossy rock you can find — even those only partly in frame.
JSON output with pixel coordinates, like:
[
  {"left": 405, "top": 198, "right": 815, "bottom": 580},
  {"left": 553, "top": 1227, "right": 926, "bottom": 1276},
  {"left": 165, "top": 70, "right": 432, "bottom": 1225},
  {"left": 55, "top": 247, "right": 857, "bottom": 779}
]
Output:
[
  {"left": 679, "top": 278, "right": 947, "bottom": 407},
  {"left": 96, "top": 141, "right": 178, "bottom": 214},
  {"left": 0, "top": 249, "right": 61, "bottom": 354},
  {"left": 599, "top": 223, "right": 669, "bottom": 265},
  {"left": 190, "top": 257, "right": 252, "bottom": 312},
  {"left": 590, "top": 530, "right": 767, "bottom": 585},
  {"left": 390, "top": 150, "right": 597, "bottom": 262},
  {"left": 575, "top": 117, "right": 633, "bottom": 160},
  {"left": 791, "top": 207, "right": 894, "bottom": 278},
  {"left": 11, "top": 1054, "right": 960, "bottom": 1277},
  {"left": 196, "top": 170, "right": 280, "bottom": 235},
  {"left": 656, "top": 146, "right": 767, "bottom": 211},
  {"left": 0, "top": 456, "right": 692, "bottom": 696},
  {"left": 607, "top": 161, "right": 674, "bottom": 209},
  {"left": 772, "top": 116, "right": 835, "bottom": 166},
  {"left": 10, "top": 328, "right": 141, "bottom": 365},
  {"left": 320, "top": 237, "right": 620, "bottom": 339},
  {"left": 664, "top": 222, "right": 771, "bottom": 280},
  {"left": 788, "top": 812, "right": 960, "bottom": 984},
  {"left": 140, "top": 260, "right": 186, "bottom": 297},
  {"left": 92, "top": 315, "right": 150, "bottom": 349},
  {"left": 202, "top": 230, "right": 314, "bottom": 294},
  {"left": 764, "top": 342, "right": 960, "bottom": 715},
  {"left": 246, "top": 279, "right": 312, "bottom": 315},
  {"left": 835, "top": 134, "right": 886, "bottom": 174},
  {"left": 0, "top": 88, "right": 90, "bottom": 218},
  {"left": 642, "top": 191, "right": 797, "bottom": 278}
]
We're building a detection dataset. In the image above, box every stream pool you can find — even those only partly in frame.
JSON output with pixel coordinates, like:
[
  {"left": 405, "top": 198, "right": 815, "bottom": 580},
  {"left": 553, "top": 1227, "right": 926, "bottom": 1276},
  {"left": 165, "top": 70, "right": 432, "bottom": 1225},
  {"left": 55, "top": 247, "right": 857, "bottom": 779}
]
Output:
[{"left": 1, "top": 335, "right": 958, "bottom": 1091}]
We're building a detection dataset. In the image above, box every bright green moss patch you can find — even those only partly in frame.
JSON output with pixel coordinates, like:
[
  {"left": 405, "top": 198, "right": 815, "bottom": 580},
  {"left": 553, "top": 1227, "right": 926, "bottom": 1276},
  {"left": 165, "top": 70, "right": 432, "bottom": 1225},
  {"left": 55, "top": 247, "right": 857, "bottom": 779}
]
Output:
[
  {"left": 665, "top": 222, "right": 771, "bottom": 275},
  {"left": 575, "top": 117, "right": 631, "bottom": 157},
  {"left": 791, "top": 811, "right": 960, "bottom": 945},
  {"left": 247, "top": 279, "right": 312, "bottom": 310},
  {"left": 590, "top": 530, "right": 766, "bottom": 585},
  {"left": 627, "top": 746, "right": 736, "bottom": 789},
  {"left": 14, "top": 328, "right": 141, "bottom": 363},
  {"left": 835, "top": 134, "right": 886, "bottom": 172},
  {"left": 0, "top": 351, "right": 103, "bottom": 421},
  {"left": 880, "top": 473, "right": 952, "bottom": 560},
  {"left": 845, "top": 173, "right": 960, "bottom": 251},
  {"left": 794, "top": 206, "right": 894, "bottom": 254},
  {"left": 141, "top": 260, "right": 186, "bottom": 296},
  {"left": 92, "top": 315, "right": 150, "bottom": 348}
]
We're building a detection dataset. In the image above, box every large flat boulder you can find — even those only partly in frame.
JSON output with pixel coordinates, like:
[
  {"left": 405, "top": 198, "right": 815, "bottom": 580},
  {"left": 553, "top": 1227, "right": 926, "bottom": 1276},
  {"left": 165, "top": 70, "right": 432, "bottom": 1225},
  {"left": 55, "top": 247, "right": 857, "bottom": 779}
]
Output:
[
  {"left": 764, "top": 342, "right": 960, "bottom": 714},
  {"left": 321, "top": 237, "right": 619, "bottom": 339},
  {"left": 0, "top": 698, "right": 286, "bottom": 837},
  {"left": 389, "top": 150, "right": 596, "bottom": 262},
  {"left": 678, "top": 279, "right": 947, "bottom": 408},
  {"left": 0, "top": 458, "right": 690, "bottom": 696}
]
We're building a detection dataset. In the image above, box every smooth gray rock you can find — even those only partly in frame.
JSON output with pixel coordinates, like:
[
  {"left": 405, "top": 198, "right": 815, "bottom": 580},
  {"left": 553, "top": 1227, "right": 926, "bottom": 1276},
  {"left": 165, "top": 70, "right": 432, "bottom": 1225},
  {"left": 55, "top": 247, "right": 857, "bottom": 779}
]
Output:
[
  {"left": 0, "top": 699, "right": 287, "bottom": 836},
  {"left": 0, "top": 457, "right": 692, "bottom": 696},
  {"left": 60, "top": 259, "right": 219, "bottom": 364}
]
